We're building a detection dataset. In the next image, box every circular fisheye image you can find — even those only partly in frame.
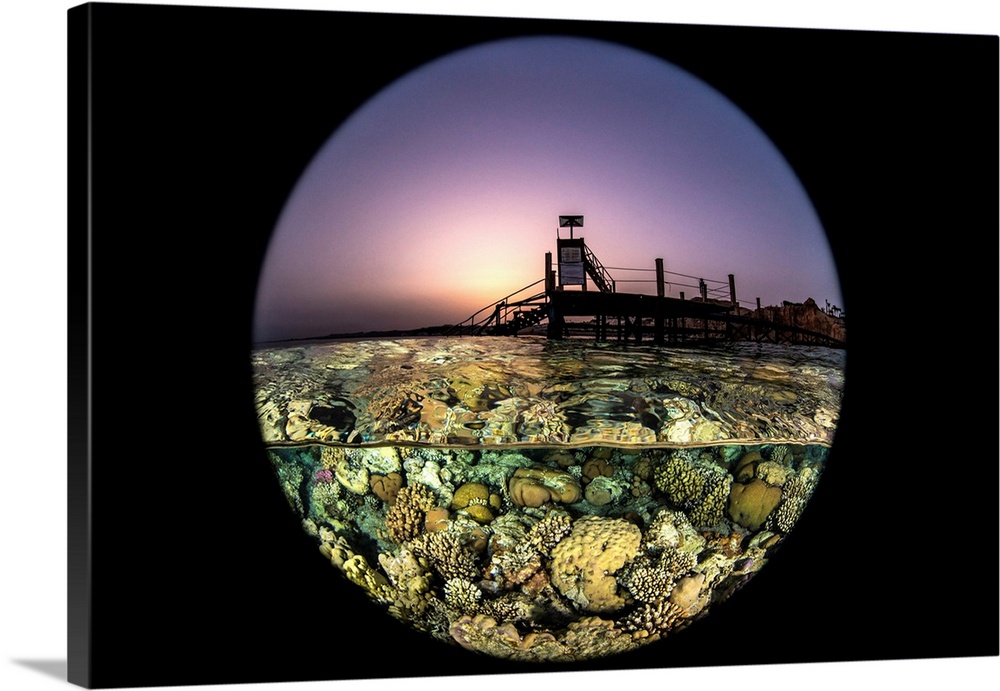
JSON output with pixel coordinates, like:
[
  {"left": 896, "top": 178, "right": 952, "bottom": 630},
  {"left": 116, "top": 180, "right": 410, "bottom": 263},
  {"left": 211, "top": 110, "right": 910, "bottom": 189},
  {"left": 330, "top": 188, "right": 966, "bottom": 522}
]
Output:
[{"left": 250, "top": 35, "right": 846, "bottom": 663}]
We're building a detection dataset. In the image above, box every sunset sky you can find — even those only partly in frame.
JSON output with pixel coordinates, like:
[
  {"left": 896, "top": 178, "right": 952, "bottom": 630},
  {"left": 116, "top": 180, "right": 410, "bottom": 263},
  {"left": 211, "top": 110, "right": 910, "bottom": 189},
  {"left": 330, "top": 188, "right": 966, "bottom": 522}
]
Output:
[{"left": 252, "top": 34, "right": 843, "bottom": 342}]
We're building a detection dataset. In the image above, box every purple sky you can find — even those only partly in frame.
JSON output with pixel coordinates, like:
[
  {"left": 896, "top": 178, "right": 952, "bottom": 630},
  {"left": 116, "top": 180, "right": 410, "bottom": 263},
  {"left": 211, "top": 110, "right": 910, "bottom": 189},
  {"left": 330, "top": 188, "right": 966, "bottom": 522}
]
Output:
[{"left": 253, "top": 35, "right": 842, "bottom": 342}]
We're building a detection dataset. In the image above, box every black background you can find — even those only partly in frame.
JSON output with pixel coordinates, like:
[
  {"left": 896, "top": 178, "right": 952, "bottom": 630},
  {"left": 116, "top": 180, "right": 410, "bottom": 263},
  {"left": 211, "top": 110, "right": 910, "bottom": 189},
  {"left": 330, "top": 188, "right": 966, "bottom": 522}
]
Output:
[{"left": 68, "top": 3, "right": 998, "bottom": 688}]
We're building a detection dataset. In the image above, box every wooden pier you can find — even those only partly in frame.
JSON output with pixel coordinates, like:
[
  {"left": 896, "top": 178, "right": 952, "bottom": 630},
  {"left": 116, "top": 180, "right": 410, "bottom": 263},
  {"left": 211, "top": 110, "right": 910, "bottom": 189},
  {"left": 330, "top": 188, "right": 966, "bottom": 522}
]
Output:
[
  {"left": 544, "top": 288, "right": 734, "bottom": 344},
  {"left": 449, "top": 216, "right": 845, "bottom": 348}
]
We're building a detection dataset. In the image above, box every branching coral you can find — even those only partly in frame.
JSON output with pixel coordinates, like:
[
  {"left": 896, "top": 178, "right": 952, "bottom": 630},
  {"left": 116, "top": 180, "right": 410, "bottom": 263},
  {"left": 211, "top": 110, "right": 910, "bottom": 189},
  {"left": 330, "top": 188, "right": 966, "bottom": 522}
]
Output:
[
  {"left": 410, "top": 530, "right": 480, "bottom": 582},
  {"left": 660, "top": 546, "right": 698, "bottom": 576},
  {"left": 320, "top": 445, "right": 347, "bottom": 473},
  {"left": 768, "top": 443, "right": 790, "bottom": 466},
  {"left": 257, "top": 335, "right": 839, "bottom": 666},
  {"left": 444, "top": 578, "right": 483, "bottom": 615},
  {"left": 526, "top": 510, "right": 572, "bottom": 554},
  {"left": 618, "top": 545, "right": 697, "bottom": 605},
  {"left": 689, "top": 468, "right": 731, "bottom": 528},
  {"left": 386, "top": 483, "right": 437, "bottom": 544},
  {"left": 653, "top": 455, "right": 705, "bottom": 506},
  {"left": 310, "top": 480, "right": 341, "bottom": 514},
  {"left": 481, "top": 592, "right": 541, "bottom": 626},
  {"left": 619, "top": 598, "right": 687, "bottom": 640},
  {"left": 272, "top": 454, "right": 306, "bottom": 514},
  {"left": 767, "top": 472, "right": 817, "bottom": 533},
  {"left": 653, "top": 454, "right": 732, "bottom": 529},
  {"left": 618, "top": 555, "right": 674, "bottom": 604}
]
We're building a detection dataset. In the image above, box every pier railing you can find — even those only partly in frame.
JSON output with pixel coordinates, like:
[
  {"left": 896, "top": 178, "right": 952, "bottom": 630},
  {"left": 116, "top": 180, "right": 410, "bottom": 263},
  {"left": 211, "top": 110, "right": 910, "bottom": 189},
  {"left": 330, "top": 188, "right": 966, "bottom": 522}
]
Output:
[
  {"left": 445, "top": 279, "right": 548, "bottom": 336},
  {"left": 448, "top": 257, "right": 844, "bottom": 347},
  {"left": 583, "top": 244, "right": 615, "bottom": 293},
  {"left": 604, "top": 264, "right": 734, "bottom": 303}
]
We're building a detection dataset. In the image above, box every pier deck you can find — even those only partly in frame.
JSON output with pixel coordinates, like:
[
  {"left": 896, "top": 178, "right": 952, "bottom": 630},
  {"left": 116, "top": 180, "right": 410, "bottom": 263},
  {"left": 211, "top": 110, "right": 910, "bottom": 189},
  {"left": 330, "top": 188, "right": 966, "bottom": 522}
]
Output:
[{"left": 449, "top": 216, "right": 845, "bottom": 348}]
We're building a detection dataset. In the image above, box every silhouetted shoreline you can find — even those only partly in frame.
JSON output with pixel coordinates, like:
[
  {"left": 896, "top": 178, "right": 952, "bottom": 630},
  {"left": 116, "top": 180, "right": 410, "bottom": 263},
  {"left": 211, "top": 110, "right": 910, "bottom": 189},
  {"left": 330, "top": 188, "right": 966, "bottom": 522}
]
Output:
[
  {"left": 257, "top": 325, "right": 457, "bottom": 346},
  {"left": 256, "top": 297, "right": 845, "bottom": 348}
]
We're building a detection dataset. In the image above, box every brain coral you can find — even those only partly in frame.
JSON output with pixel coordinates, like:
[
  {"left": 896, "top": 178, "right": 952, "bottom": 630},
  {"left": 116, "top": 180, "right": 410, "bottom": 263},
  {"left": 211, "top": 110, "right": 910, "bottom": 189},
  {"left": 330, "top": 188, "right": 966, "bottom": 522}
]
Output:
[{"left": 549, "top": 516, "right": 642, "bottom": 614}]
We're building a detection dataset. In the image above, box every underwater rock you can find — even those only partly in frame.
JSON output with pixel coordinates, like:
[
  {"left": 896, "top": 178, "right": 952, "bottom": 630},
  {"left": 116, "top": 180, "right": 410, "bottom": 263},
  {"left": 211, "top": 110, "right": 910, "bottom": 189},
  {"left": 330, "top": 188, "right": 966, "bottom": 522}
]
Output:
[
  {"left": 508, "top": 467, "right": 582, "bottom": 508},
  {"left": 727, "top": 479, "right": 782, "bottom": 531},
  {"left": 669, "top": 572, "right": 708, "bottom": 616},
  {"left": 544, "top": 449, "right": 577, "bottom": 468},
  {"left": 734, "top": 450, "right": 763, "bottom": 482},
  {"left": 370, "top": 471, "right": 404, "bottom": 504},
  {"left": 451, "top": 482, "right": 502, "bottom": 524},
  {"left": 461, "top": 504, "right": 496, "bottom": 525},
  {"left": 756, "top": 460, "right": 790, "bottom": 486},
  {"left": 424, "top": 506, "right": 450, "bottom": 533},
  {"left": 334, "top": 457, "right": 369, "bottom": 495},
  {"left": 361, "top": 446, "right": 402, "bottom": 475},
  {"left": 584, "top": 475, "right": 622, "bottom": 507},
  {"left": 581, "top": 456, "right": 614, "bottom": 485},
  {"left": 643, "top": 508, "right": 704, "bottom": 556}
]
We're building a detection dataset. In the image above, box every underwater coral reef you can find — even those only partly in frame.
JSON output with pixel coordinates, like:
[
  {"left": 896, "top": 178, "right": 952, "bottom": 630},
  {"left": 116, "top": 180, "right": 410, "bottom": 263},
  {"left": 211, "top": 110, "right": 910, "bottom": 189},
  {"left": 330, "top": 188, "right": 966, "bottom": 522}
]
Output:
[{"left": 253, "top": 337, "right": 842, "bottom": 662}]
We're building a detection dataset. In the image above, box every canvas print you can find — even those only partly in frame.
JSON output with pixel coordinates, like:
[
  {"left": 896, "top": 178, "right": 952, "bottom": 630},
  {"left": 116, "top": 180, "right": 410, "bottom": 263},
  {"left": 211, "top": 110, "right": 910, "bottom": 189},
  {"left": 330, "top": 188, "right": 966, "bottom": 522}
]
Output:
[
  {"left": 68, "top": 2, "right": 998, "bottom": 689},
  {"left": 249, "top": 32, "right": 847, "bottom": 662}
]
